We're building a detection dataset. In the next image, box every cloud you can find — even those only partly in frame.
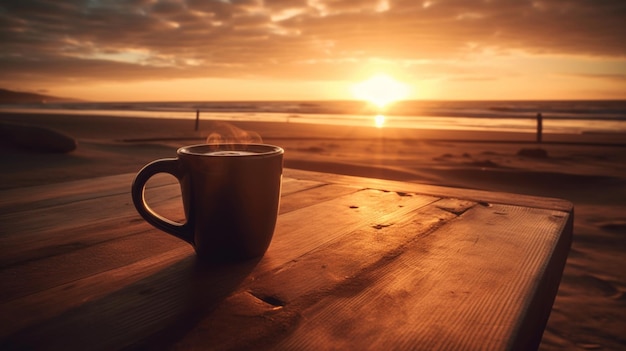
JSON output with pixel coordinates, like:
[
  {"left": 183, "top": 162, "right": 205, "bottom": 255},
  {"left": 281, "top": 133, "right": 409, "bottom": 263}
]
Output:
[
  {"left": 568, "top": 73, "right": 626, "bottom": 81},
  {"left": 0, "top": 0, "right": 624, "bottom": 85}
]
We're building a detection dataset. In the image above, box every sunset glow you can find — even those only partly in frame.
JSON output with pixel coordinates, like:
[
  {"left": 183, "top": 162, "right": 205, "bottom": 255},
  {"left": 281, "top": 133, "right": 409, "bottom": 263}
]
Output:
[
  {"left": 351, "top": 74, "right": 410, "bottom": 108},
  {"left": 0, "top": 1, "right": 624, "bottom": 101}
]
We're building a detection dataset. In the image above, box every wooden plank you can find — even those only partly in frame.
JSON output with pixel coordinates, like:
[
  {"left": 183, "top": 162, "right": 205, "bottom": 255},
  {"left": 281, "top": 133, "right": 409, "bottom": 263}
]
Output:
[
  {"left": 508, "top": 208, "right": 573, "bottom": 350},
  {"left": 0, "top": 179, "right": 433, "bottom": 301},
  {"left": 0, "top": 176, "right": 327, "bottom": 267},
  {"left": 0, "top": 188, "right": 439, "bottom": 347},
  {"left": 0, "top": 173, "right": 137, "bottom": 214},
  {"left": 0, "top": 168, "right": 574, "bottom": 216},
  {"left": 280, "top": 177, "right": 326, "bottom": 196},
  {"left": 0, "top": 185, "right": 177, "bottom": 235},
  {"left": 279, "top": 183, "right": 359, "bottom": 214},
  {"left": 259, "top": 189, "right": 439, "bottom": 272},
  {"left": 284, "top": 168, "right": 574, "bottom": 212},
  {"left": 271, "top": 204, "right": 572, "bottom": 351},
  {"left": 0, "top": 172, "right": 319, "bottom": 216},
  {"left": 0, "top": 184, "right": 344, "bottom": 300},
  {"left": 0, "top": 230, "right": 184, "bottom": 303},
  {"left": 171, "top": 198, "right": 476, "bottom": 349},
  {"left": 0, "top": 245, "right": 192, "bottom": 340},
  {"left": 255, "top": 198, "right": 467, "bottom": 302},
  {"left": 0, "top": 164, "right": 566, "bottom": 216},
  {"left": 0, "top": 189, "right": 183, "bottom": 267},
  {"left": 0, "top": 251, "right": 259, "bottom": 351},
  {"left": 0, "top": 195, "right": 449, "bottom": 351},
  {"left": 169, "top": 203, "right": 571, "bottom": 350},
  {"left": 0, "top": 218, "right": 153, "bottom": 269}
]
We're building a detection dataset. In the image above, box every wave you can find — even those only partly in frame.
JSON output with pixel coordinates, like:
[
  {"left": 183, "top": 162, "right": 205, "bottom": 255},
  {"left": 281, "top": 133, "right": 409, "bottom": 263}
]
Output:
[
  {"left": 5, "top": 99, "right": 625, "bottom": 120},
  {"left": 2, "top": 100, "right": 625, "bottom": 134}
]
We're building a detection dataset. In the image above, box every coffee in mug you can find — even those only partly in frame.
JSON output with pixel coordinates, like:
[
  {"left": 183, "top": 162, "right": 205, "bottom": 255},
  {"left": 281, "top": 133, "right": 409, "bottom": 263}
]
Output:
[{"left": 131, "top": 143, "right": 283, "bottom": 261}]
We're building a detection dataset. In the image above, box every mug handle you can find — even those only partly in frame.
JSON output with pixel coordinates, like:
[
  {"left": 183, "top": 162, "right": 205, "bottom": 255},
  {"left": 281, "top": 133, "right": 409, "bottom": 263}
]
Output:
[{"left": 131, "top": 158, "right": 193, "bottom": 244}]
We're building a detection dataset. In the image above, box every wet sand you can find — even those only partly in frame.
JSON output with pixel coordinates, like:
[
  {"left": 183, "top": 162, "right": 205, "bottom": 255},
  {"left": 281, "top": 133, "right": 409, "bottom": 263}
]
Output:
[{"left": 1, "top": 112, "right": 625, "bottom": 350}]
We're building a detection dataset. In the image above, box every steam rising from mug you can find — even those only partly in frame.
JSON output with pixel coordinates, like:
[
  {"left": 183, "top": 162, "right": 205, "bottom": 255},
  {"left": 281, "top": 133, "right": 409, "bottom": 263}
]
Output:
[
  {"left": 130, "top": 122, "right": 282, "bottom": 261},
  {"left": 206, "top": 122, "right": 262, "bottom": 144}
]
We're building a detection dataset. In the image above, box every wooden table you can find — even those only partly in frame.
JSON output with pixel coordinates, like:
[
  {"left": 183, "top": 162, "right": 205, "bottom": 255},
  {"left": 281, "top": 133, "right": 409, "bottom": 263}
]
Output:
[{"left": 0, "top": 168, "right": 572, "bottom": 351}]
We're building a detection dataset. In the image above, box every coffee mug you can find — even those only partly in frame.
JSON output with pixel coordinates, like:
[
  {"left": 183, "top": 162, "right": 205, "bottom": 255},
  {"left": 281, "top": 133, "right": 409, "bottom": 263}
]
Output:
[{"left": 131, "top": 143, "right": 284, "bottom": 261}]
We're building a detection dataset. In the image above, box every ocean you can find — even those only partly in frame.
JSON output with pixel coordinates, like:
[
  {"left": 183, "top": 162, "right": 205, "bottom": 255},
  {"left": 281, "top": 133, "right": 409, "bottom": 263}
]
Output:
[{"left": 2, "top": 100, "right": 625, "bottom": 135}]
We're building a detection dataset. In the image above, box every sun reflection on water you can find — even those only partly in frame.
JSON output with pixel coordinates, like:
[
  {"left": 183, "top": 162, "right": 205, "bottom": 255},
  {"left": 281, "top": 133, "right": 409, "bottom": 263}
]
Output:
[{"left": 374, "top": 114, "right": 386, "bottom": 128}]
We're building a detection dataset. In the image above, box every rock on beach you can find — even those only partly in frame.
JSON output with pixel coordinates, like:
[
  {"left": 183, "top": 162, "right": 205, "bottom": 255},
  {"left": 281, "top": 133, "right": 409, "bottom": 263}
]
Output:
[{"left": 0, "top": 122, "right": 77, "bottom": 153}]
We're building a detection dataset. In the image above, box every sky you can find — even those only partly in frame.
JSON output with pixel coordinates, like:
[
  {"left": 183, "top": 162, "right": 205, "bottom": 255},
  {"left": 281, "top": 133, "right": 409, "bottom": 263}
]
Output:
[{"left": 0, "top": 0, "right": 625, "bottom": 101}]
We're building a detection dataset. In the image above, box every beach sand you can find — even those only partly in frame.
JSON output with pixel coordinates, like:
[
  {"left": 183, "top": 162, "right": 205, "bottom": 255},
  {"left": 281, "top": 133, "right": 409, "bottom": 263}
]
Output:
[{"left": 1, "top": 112, "right": 625, "bottom": 350}]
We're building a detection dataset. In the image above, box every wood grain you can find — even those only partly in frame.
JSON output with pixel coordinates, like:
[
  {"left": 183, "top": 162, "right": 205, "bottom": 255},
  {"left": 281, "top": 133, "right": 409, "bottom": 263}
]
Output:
[
  {"left": 0, "top": 169, "right": 572, "bottom": 351},
  {"left": 272, "top": 204, "right": 571, "bottom": 351},
  {"left": 284, "top": 168, "right": 574, "bottom": 212}
]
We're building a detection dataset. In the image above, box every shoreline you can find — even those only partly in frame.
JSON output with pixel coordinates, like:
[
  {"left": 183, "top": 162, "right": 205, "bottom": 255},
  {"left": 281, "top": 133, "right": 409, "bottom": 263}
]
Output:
[{"left": 3, "top": 112, "right": 626, "bottom": 146}]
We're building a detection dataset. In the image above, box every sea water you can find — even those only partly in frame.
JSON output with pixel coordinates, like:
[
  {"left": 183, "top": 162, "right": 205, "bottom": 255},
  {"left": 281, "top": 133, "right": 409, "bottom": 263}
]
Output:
[{"left": 2, "top": 100, "right": 625, "bottom": 134}]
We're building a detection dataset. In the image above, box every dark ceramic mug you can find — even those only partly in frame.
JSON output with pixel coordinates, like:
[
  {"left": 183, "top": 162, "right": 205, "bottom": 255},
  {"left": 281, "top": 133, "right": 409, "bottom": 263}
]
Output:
[{"left": 131, "top": 143, "right": 283, "bottom": 261}]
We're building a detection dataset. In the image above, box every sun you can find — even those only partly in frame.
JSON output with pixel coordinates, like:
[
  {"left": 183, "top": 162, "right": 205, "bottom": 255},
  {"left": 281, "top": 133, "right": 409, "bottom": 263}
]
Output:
[{"left": 351, "top": 73, "right": 410, "bottom": 108}]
